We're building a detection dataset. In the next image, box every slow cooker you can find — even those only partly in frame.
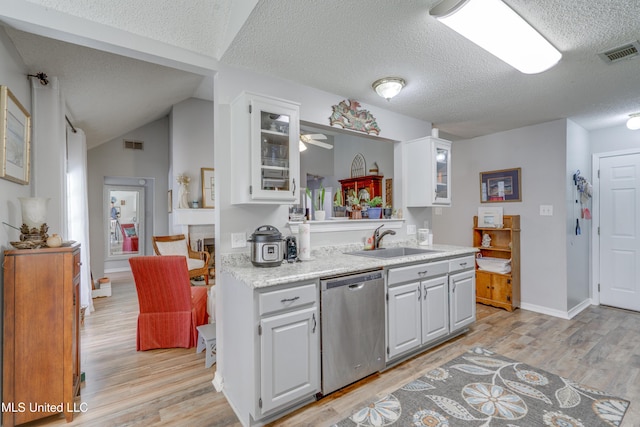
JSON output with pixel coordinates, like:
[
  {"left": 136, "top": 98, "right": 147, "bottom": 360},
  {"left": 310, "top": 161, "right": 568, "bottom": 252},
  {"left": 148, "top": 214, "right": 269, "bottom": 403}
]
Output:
[{"left": 248, "top": 225, "right": 284, "bottom": 267}]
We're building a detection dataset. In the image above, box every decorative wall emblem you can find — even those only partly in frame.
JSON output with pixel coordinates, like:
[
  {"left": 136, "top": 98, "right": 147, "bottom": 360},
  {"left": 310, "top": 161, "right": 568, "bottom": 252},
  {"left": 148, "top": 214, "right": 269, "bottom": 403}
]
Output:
[{"left": 329, "top": 100, "right": 381, "bottom": 135}]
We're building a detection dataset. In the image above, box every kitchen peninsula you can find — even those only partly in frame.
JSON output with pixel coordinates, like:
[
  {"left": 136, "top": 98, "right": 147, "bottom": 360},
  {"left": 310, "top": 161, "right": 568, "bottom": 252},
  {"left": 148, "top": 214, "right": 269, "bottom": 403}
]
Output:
[{"left": 219, "top": 242, "right": 477, "bottom": 426}]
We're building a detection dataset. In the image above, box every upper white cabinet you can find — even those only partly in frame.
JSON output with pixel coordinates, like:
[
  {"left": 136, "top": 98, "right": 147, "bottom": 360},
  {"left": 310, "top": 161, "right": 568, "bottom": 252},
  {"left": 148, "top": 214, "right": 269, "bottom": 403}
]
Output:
[
  {"left": 405, "top": 136, "right": 452, "bottom": 206},
  {"left": 231, "top": 92, "right": 300, "bottom": 204}
]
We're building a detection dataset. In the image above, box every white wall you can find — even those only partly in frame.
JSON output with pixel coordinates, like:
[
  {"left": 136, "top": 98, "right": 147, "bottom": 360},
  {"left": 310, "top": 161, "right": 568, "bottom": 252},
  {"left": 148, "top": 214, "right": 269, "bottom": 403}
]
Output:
[
  {"left": 566, "top": 120, "right": 591, "bottom": 311},
  {"left": 169, "top": 97, "right": 214, "bottom": 226},
  {"left": 433, "top": 120, "right": 570, "bottom": 314},
  {"left": 215, "top": 64, "right": 432, "bottom": 253}
]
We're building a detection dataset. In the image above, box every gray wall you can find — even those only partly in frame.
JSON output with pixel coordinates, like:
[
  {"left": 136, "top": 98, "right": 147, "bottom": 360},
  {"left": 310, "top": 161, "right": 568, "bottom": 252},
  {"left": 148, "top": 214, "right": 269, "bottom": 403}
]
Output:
[
  {"left": 432, "top": 120, "right": 570, "bottom": 314},
  {"left": 87, "top": 117, "right": 170, "bottom": 278},
  {"left": 591, "top": 123, "right": 640, "bottom": 154},
  {"left": 0, "top": 27, "right": 31, "bottom": 247}
]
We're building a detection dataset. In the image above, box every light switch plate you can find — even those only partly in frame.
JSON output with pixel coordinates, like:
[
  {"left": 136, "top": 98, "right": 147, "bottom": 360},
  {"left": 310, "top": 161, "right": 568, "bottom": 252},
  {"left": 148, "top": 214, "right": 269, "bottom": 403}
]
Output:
[
  {"left": 231, "top": 232, "right": 247, "bottom": 248},
  {"left": 407, "top": 224, "right": 417, "bottom": 235},
  {"left": 539, "top": 205, "right": 553, "bottom": 216}
]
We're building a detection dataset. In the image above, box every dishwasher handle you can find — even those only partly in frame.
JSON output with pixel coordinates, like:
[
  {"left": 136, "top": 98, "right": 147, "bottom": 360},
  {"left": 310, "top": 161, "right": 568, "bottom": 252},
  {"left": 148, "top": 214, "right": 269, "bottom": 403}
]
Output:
[{"left": 348, "top": 283, "right": 365, "bottom": 291}]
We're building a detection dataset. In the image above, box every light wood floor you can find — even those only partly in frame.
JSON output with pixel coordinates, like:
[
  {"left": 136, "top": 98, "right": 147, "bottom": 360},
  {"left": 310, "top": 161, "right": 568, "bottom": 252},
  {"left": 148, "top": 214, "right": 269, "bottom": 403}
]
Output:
[{"left": 26, "top": 272, "right": 639, "bottom": 426}]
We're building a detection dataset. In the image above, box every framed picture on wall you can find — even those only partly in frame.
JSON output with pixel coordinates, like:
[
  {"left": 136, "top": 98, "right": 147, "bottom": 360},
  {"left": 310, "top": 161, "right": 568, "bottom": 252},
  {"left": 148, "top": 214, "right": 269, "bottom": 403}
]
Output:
[
  {"left": 480, "top": 168, "right": 521, "bottom": 203},
  {"left": 201, "top": 168, "right": 215, "bottom": 208},
  {"left": 0, "top": 86, "right": 31, "bottom": 184}
]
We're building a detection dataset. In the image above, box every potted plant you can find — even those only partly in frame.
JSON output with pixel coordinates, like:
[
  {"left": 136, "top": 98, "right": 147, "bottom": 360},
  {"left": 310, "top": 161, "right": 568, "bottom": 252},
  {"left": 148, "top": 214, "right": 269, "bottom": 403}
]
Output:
[
  {"left": 367, "top": 196, "right": 383, "bottom": 219},
  {"left": 333, "top": 188, "right": 346, "bottom": 217},
  {"left": 347, "top": 193, "right": 362, "bottom": 219},
  {"left": 306, "top": 186, "right": 326, "bottom": 221}
]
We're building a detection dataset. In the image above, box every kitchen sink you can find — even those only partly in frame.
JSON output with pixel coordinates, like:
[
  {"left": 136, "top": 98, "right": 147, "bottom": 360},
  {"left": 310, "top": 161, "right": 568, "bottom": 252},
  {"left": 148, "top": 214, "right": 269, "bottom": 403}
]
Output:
[{"left": 346, "top": 247, "right": 442, "bottom": 259}]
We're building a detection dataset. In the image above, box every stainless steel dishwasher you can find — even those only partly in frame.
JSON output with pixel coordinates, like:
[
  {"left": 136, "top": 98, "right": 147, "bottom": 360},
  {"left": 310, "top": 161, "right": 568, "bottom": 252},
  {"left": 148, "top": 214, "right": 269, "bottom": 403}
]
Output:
[{"left": 320, "top": 268, "right": 385, "bottom": 396}]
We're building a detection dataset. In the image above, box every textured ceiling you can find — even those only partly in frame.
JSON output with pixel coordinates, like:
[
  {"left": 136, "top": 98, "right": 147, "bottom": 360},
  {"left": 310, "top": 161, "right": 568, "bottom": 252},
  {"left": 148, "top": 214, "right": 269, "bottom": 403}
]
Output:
[{"left": 3, "top": 0, "right": 640, "bottom": 147}]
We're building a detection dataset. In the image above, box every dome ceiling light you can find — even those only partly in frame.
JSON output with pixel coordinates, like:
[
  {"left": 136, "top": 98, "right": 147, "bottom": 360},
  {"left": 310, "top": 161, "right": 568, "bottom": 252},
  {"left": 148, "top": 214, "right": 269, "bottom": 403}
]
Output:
[
  {"left": 372, "top": 77, "right": 406, "bottom": 100},
  {"left": 627, "top": 113, "right": 640, "bottom": 130}
]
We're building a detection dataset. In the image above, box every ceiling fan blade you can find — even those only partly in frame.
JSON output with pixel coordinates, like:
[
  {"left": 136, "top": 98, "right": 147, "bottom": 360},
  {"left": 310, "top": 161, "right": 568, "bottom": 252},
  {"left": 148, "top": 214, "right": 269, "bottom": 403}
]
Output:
[
  {"left": 306, "top": 139, "right": 333, "bottom": 149},
  {"left": 303, "top": 133, "right": 327, "bottom": 140}
]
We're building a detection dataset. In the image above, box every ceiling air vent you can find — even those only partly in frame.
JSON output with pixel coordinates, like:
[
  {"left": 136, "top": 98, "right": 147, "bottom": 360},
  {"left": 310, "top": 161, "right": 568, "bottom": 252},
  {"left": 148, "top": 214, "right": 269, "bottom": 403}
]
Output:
[
  {"left": 598, "top": 41, "right": 640, "bottom": 63},
  {"left": 123, "top": 139, "right": 144, "bottom": 150}
]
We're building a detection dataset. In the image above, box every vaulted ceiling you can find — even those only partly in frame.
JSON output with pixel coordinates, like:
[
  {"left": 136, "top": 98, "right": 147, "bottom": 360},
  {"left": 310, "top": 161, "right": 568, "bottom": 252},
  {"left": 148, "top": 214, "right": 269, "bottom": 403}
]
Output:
[{"left": 2, "top": 0, "right": 640, "bottom": 147}]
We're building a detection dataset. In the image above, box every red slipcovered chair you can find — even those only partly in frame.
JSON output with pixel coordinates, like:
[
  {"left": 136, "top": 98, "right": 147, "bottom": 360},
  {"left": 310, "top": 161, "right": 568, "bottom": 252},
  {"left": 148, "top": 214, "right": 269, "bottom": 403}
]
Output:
[
  {"left": 120, "top": 223, "right": 139, "bottom": 252},
  {"left": 129, "top": 256, "right": 208, "bottom": 351}
]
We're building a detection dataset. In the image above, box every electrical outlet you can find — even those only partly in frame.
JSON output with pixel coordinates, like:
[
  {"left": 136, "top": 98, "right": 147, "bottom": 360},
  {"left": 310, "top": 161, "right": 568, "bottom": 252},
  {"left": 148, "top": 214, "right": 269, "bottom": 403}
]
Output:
[
  {"left": 407, "top": 224, "right": 417, "bottom": 235},
  {"left": 231, "top": 232, "right": 247, "bottom": 248},
  {"left": 539, "top": 205, "right": 553, "bottom": 216},
  {"left": 434, "top": 207, "right": 443, "bottom": 215}
]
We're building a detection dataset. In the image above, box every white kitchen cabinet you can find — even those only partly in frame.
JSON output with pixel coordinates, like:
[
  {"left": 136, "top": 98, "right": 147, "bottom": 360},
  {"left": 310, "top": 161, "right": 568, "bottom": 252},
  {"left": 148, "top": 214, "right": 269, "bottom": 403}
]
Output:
[
  {"left": 260, "top": 305, "right": 319, "bottom": 413},
  {"left": 449, "top": 257, "right": 476, "bottom": 332},
  {"left": 231, "top": 91, "right": 300, "bottom": 204},
  {"left": 387, "top": 282, "right": 421, "bottom": 359},
  {"left": 220, "top": 274, "right": 319, "bottom": 426},
  {"left": 405, "top": 136, "right": 452, "bottom": 207},
  {"left": 387, "top": 261, "right": 450, "bottom": 360},
  {"left": 421, "top": 275, "right": 450, "bottom": 343}
]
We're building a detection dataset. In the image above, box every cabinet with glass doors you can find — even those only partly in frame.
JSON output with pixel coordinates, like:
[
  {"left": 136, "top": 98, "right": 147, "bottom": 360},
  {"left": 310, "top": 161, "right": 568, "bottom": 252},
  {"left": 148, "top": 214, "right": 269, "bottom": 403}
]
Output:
[{"left": 231, "top": 92, "right": 300, "bottom": 204}]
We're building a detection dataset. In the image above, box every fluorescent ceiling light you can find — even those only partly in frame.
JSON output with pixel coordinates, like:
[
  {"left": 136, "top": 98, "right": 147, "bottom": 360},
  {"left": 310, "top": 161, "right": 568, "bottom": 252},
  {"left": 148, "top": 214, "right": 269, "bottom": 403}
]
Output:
[
  {"left": 627, "top": 114, "right": 640, "bottom": 130},
  {"left": 372, "top": 77, "right": 406, "bottom": 100},
  {"left": 430, "top": 0, "right": 562, "bottom": 74}
]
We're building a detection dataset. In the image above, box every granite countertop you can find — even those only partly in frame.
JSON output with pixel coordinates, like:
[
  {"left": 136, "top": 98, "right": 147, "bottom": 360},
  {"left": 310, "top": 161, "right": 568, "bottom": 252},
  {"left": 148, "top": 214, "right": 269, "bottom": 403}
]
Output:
[{"left": 220, "top": 241, "right": 478, "bottom": 289}]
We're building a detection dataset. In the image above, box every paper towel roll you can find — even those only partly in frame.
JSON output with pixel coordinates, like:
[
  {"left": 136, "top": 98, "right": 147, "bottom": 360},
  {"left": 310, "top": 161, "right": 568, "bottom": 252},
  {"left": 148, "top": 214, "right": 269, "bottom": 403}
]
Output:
[{"left": 298, "top": 223, "right": 311, "bottom": 260}]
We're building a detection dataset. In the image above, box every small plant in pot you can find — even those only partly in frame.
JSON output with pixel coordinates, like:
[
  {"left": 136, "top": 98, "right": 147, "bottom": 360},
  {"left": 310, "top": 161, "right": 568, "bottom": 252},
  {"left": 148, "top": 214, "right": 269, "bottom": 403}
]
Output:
[
  {"left": 333, "top": 189, "right": 346, "bottom": 217},
  {"left": 306, "top": 186, "right": 326, "bottom": 221},
  {"left": 347, "top": 193, "right": 362, "bottom": 219},
  {"left": 367, "top": 196, "right": 383, "bottom": 219}
]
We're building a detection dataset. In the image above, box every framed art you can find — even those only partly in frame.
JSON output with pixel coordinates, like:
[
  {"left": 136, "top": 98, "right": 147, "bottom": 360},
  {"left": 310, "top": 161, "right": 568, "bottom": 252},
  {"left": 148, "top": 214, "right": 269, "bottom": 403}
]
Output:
[
  {"left": 201, "top": 168, "right": 215, "bottom": 208},
  {"left": 478, "top": 206, "right": 504, "bottom": 228},
  {"left": 480, "top": 167, "right": 521, "bottom": 203},
  {"left": 0, "top": 86, "right": 31, "bottom": 184}
]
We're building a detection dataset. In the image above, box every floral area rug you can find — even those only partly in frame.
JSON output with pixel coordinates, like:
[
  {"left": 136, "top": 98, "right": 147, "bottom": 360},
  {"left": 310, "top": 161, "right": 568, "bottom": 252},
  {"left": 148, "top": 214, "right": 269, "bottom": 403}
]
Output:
[{"left": 333, "top": 347, "right": 629, "bottom": 427}]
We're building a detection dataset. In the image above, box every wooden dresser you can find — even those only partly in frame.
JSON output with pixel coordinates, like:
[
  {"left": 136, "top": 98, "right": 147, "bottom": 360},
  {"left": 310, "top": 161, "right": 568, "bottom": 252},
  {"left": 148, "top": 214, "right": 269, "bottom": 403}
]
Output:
[{"left": 3, "top": 243, "right": 81, "bottom": 426}]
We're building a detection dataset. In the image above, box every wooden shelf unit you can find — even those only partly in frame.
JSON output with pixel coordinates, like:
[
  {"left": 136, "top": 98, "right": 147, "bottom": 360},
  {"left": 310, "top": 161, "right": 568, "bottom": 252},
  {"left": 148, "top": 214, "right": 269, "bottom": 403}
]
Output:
[
  {"left": 3, "top": 244, "right": 81, "bottom": 426},
  {"left": 473, "top": 215, "right": 520, "bottom": 311}
]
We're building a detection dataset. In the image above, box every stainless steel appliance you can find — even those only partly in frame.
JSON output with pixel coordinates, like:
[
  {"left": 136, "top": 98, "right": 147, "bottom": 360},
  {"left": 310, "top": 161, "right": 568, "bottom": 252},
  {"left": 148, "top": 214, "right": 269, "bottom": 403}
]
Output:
[
  {"left": 285, "top": 235, "right": 297, "bottom": 262},
  {"left": 320, "top": 269, "right": 385, "bottom": 395},
  {"left": 247, "top": 225, "right": 283, "bottom": 267}
]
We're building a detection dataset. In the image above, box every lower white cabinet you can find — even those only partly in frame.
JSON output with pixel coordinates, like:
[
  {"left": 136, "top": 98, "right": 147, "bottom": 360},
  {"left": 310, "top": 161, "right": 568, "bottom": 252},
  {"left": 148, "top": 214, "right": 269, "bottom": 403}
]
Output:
[
  {"left": 449, "top": 269, "right": 476, "bottom": 332},
  {"left": 387, "top": 262, "right": 450, "bottom": 360},
  {"left": 387, "top": 282, "right": 421, "bottom": 358},
  {"left": 220, "top": 273, "right": 320, "bottom": 426},
  {"left": 260, "top": 305, "right": 319, "bottom": 413},
  {"left": 387, "top": 256, "right": 476, "bottom": 362}
]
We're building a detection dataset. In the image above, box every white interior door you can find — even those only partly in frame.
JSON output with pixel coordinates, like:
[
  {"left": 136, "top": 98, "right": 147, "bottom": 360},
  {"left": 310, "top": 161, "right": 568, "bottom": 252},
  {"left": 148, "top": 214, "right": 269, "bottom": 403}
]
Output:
[{"left": 599, "top": 153, "right": 640, "bottom": 311}]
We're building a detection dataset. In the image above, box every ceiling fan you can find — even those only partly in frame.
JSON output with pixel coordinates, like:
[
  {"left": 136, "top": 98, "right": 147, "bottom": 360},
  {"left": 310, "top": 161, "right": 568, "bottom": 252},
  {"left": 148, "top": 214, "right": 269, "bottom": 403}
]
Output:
[{"left": 300, "top": 133, "right": 333, "bottom": 151}]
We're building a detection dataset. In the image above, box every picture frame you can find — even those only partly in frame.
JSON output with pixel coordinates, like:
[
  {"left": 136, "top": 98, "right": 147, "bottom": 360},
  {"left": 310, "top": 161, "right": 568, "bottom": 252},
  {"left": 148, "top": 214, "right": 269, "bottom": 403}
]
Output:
[
  {"left": 478, "top": 206, "right": 504, "bottom": 228},
  {"left": 168, "top": 190, "right": 172, "bottom": 213},
  {"left": 201, "top": 167, "right": 215, "bottom": 208},
  {"left": 0, "top": 86, "right": 31, "bottom": 184},
  {"left": 480, "top": 167, "right": 521, "bottom": 203}
]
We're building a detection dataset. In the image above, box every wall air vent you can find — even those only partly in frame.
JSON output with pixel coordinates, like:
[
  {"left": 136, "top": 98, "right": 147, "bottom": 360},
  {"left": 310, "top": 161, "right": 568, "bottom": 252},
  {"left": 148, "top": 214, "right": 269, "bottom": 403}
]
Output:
[
  {"left": 123, "top": 139, "right": 144, "bottom": 150},
  {"left": 598, "top": 41, "right": 640, "bottom": 63}
]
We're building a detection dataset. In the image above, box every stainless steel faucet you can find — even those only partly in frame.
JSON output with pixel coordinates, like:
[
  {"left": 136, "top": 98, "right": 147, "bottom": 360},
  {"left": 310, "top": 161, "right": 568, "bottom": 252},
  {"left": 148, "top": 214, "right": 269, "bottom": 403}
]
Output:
[{"left": 373, "top": 224, "right": 396, "bottom": 249}]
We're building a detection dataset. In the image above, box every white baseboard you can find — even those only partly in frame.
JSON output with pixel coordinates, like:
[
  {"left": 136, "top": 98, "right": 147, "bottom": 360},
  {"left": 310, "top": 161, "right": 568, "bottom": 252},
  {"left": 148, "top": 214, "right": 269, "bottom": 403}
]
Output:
[
  {"left": 212, "top": 372, "right": 224, "bottom": 392},
  {"left": 520, "top": 298, "right": 593, "bottom": 320}
]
